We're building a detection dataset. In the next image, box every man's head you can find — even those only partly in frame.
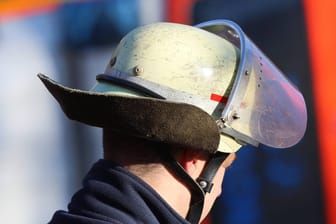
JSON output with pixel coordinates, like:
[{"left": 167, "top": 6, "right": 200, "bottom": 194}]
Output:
[
  {"left": 39, "top": 19, "right": 307, "bottom": 224},
  {"left": 102, "top": 129, "right": 236, "bottom": 221}
]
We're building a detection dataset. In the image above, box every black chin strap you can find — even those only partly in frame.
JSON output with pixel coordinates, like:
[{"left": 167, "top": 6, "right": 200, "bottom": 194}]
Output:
[
  {"left": 161, "top": 149, "right": 229, "bottom": 224},
  {"left": 196, "top": 152, "right": 230, "bottom": 194},
  {"left": 160, "top": 150, "right": 204, "bottom": 224}
]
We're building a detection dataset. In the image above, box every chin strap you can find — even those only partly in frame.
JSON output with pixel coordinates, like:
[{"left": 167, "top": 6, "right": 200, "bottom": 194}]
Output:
[
  {"left": 196, "top": 152, "right": 230, "bottom": 194},
  {"left": 161, "top": 149, "right": 229, "bottom": 224},
  {"left": 162, "top": 155, "right": 204, "bottom": 224}
]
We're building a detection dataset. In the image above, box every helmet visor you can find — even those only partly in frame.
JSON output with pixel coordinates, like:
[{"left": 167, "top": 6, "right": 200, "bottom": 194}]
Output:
[{"left": 197, "top": 20, "right": 307, "bottom": 148}]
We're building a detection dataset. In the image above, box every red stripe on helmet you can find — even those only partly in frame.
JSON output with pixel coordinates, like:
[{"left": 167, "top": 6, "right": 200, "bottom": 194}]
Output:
[{"left": 210, "top": 93, "right": 228, "bottom": 104}]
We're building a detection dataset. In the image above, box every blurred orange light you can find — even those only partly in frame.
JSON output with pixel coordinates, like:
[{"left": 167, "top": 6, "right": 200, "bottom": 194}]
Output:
[
  {"left": 303, "top": 1, "right": 336, "bottom": 224},
  {"left": 0, "top": 0, "right": 61, "bottom": 21}
]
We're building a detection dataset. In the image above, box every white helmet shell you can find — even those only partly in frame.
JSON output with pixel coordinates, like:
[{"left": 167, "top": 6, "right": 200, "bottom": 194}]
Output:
[{"left": 104, "top": 22, "right": 239, "bottom": 118}]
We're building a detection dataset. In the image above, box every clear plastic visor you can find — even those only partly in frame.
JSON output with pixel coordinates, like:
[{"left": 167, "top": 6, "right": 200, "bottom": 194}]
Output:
[{"left": 196, "top": 20, "right": 307, "bottom": 148}]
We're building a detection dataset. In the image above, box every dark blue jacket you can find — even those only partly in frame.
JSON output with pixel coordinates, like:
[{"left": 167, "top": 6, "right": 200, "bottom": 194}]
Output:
[{"left": 49, "top": 159, "right": 190, "bottom": 224}]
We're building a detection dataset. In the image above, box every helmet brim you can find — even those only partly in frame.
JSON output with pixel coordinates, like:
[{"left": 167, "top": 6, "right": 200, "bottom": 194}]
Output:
[{"left": 38, "top": 73, "right": 220, "bottom": 153}]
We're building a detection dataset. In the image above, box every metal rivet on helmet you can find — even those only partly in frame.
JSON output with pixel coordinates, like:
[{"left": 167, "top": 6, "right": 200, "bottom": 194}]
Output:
[
  {"left": 133, "top": 66, "right": 144, "bottom": 76},
  {"left": 109, "top": 57, "right": 117, "bottom": 67}
]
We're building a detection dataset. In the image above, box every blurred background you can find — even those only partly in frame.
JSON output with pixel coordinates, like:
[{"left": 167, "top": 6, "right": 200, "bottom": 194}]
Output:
[{"left": 0, "top": 0, "right": 335, "bottom": 224}]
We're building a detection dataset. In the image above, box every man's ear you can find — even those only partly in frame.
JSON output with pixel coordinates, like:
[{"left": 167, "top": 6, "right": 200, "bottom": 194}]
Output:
[{"left": 177, "top": 148, "right": 209, "bottom": 179}]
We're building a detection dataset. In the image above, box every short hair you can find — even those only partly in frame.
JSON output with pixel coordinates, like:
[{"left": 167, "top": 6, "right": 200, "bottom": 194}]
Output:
[{"left": 102, "top": 129, "right": 170, "bottom": 173}]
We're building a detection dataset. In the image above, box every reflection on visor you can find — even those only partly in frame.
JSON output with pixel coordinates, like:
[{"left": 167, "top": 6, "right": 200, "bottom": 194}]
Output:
[{"left": 196, "top": 20, "right": 307, "bottom": 148}]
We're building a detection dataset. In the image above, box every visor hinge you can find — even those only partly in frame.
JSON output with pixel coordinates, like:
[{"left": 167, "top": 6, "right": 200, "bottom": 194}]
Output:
[{"left": 216, "top": 119, "right": 259, "bottom": 147}]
